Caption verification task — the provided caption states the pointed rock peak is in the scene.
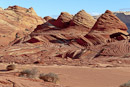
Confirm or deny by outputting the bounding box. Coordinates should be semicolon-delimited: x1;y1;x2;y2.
49;12;73;28
44;16;53;21
27;7;37;15
29;7;34;10
74;10;90;17
92;10;128;32
70;10;96;29
77;9;86;13
60;12;71;15
105;10;113;14
57;12;73;22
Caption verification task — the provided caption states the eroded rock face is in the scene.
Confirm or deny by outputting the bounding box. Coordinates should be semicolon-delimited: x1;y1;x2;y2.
0;5;45;46
70;10;96;29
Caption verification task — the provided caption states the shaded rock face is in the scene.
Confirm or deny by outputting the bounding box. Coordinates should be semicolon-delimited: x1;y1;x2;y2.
0;5;45;46
70;10;96;29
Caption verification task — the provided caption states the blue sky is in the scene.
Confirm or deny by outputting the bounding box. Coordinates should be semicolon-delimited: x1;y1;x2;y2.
0;0;130;18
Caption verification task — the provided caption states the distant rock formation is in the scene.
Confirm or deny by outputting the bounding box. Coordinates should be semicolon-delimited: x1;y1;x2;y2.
114;11;130;33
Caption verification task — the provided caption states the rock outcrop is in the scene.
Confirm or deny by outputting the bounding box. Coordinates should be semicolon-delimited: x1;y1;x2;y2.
70;10;96;29
0;5;45;46
92;10;128;34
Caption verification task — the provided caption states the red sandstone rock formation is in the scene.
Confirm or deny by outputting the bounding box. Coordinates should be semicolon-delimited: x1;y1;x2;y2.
49;12;73;28
91;10;128;34
78;10;129;46
0;5;45;46
0;8;129;65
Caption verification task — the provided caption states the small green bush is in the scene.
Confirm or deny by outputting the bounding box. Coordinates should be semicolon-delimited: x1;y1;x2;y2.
39;72;59;83
6;64;16;71
120;81;130;87
19;68;38;78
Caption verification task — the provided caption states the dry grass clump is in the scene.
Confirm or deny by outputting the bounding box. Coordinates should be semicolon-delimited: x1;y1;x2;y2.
6;64;16;71
39;72;59;83
120;81;130;87
19;68;38;78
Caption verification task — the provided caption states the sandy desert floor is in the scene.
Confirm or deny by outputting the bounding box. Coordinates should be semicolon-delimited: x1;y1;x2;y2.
0;64;130;87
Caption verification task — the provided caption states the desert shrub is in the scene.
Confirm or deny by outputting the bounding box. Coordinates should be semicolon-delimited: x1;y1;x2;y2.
122;53;130;58
39;72;59;83
120;81;130;87
19;68;38;78
6;64;16;71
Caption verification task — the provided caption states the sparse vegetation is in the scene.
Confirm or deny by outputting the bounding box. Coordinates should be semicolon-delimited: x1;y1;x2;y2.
6;64;16;71
19;68;38;78
120;81;130;87
39;72;59;83
122;53;130;58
